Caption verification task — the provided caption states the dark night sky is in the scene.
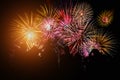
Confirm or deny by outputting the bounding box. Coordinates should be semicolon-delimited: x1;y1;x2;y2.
0;0;120;80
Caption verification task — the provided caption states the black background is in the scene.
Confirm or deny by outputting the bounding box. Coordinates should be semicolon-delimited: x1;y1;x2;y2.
0;0;120;80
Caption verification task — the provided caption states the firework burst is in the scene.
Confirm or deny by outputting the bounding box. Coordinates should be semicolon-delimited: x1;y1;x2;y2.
37;4;59;39
57;2;94;56
65;22;95;56
98;10;113;27
11;12;42;51
88;30;116;55
72;2;93;25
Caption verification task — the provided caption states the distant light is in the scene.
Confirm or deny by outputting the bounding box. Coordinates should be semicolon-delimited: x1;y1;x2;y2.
41;49;44;52
38;53;42;57
38;45;44;49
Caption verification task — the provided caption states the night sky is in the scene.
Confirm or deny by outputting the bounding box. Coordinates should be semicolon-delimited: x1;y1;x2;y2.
0;0;120;80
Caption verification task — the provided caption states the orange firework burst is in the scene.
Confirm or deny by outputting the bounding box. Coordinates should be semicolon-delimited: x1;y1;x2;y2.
11;12;42;51
98;10;113;26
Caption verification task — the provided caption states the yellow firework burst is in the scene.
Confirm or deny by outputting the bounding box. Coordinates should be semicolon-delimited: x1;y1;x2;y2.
89;30;116;55
98;10;113;27
11;12;42;51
